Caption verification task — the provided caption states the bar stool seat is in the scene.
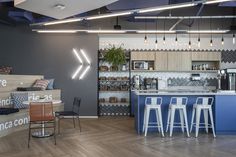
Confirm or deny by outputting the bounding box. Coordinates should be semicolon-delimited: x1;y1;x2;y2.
143;97;164;137
190;97;216;138
166;97;190;137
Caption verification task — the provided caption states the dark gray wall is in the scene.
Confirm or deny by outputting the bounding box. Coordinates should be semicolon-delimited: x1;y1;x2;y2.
0;25;98;116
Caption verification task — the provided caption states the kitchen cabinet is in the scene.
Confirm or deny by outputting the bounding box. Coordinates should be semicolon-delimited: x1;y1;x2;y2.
131;51;221;72
131;51;155;61
167;52;191;71
155;52;168;71
191;52;221;61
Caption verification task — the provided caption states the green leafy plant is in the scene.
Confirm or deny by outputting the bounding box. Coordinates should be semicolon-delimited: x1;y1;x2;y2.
104;45;126;66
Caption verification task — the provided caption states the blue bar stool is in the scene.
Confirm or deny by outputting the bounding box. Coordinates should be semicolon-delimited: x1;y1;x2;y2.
166;97;190;137
190;97;216;138
142;97;164;137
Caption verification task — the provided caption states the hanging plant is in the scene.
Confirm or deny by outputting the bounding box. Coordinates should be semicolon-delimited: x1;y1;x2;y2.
104;45;126;66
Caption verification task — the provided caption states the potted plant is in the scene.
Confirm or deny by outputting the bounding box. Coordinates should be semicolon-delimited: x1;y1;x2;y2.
104;45;126;71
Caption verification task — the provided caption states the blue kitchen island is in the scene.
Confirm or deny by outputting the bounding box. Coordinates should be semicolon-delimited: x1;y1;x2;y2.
131;90;236;135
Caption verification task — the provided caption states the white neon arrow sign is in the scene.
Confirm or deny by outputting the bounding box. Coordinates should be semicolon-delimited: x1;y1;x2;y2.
72;48;91;80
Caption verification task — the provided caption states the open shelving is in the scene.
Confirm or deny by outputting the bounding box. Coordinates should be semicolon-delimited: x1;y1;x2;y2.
98;50;131;116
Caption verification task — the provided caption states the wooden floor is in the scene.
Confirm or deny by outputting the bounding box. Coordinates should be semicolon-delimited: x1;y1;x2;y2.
0;117;236;157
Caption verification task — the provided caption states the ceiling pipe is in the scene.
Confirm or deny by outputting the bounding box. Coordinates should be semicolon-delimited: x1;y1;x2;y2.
169;19;184;31
190;3;204;27
135;15;236;19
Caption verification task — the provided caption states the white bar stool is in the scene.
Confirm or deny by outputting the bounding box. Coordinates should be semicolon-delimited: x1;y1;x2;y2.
143;97;164;137
166;97;190;137
190;97;216;138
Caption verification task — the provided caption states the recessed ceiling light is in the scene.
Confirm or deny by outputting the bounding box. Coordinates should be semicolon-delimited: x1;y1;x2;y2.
53;4;66;10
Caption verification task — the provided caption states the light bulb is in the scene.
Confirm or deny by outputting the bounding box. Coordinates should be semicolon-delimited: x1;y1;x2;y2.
188;41;191;49
163;36;166;44
198;37;201;48
233;34;235;44
221;37;224;45
155;39;158;49
210;39;213;47
144;35;147;43
175;37;178;44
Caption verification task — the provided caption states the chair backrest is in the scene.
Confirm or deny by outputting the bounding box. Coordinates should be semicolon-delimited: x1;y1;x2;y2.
29;102;53;122
145;97;162;106
195;97;214;106
72;97;81;114
170;97;188;106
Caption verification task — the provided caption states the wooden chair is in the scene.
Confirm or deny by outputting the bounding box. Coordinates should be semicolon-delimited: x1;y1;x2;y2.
55;97;81;134
28;102;56;148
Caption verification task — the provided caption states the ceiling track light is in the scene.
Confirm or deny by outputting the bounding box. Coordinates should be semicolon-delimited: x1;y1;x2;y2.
44;19;82;26
203;0;234;5
187;30;229;33
136;30;176;33
135;15;236;20
33;29;229;34
86;30;127;33
138;2;197;13
35;30;78;33
86;11;132;20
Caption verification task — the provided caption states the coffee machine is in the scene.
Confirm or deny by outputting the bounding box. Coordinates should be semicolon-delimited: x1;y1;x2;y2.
220;69;236;91
144;78;158;90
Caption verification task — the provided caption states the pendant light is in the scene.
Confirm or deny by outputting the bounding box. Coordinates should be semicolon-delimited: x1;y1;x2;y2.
175;33;178;44
188;18;191;49
155;19;158;49
144;19;148;43
163;18;166;44
210;17;213;47
221;35;224;45
233;33;235;44
197;18;201;48
221;19;224;45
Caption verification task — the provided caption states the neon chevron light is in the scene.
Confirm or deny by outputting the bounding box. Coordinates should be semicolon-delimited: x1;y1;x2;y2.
72;48;91;80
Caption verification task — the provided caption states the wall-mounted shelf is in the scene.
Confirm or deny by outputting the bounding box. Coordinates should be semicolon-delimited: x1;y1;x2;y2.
99;90;129;93
99;80;130;82
131;70;218;73
99;71;129;73
99;102;130;106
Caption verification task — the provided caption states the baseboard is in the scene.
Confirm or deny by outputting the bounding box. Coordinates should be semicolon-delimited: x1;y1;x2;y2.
61;116;98;119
